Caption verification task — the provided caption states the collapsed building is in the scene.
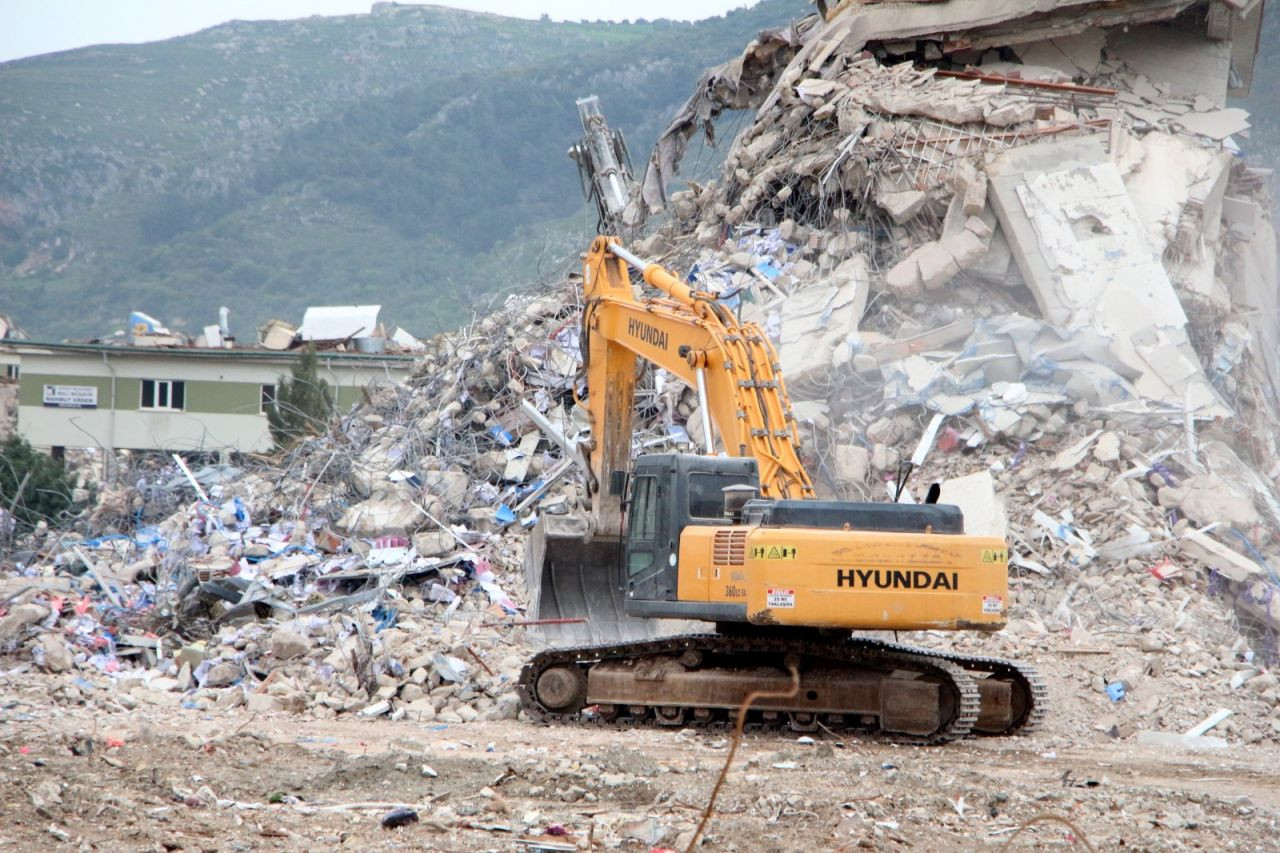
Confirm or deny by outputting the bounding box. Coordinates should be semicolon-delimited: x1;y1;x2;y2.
3;0;1280;747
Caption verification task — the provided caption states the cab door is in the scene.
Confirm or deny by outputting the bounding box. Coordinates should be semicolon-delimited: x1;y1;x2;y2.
625;473;669;602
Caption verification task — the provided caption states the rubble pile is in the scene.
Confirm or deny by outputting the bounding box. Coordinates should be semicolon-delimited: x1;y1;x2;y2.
0;288;607;722
0;269;738;725
3;1;1280;748
632;2;1280;736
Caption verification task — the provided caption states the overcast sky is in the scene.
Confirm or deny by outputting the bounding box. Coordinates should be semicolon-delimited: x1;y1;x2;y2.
2;1;764;63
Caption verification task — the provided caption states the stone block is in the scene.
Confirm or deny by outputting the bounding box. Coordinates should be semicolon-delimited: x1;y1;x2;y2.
876;190;928;224
940;230;989;270
269;628;311;661
884;256;923;299
963;215;994;242
414;530;455;558
914;242;961;290
36;634;74;672
246;693;285;714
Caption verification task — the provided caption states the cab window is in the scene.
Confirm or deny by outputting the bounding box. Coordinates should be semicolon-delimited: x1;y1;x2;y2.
628;475;658;575
688;472;751;519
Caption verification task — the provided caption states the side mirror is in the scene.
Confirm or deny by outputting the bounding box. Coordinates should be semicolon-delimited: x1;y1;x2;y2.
609;469;628;497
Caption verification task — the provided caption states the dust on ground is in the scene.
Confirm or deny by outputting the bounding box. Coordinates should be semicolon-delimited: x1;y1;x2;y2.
3;664;1277;852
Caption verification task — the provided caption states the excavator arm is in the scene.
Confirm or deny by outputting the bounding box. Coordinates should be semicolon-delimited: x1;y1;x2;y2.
578;236;813;537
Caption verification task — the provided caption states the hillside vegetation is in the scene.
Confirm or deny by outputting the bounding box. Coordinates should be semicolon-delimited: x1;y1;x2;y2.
0;2;1274;341
0;2;806;340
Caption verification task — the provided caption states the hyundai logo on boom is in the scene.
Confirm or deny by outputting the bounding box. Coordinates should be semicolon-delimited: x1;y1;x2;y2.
627;317;668;350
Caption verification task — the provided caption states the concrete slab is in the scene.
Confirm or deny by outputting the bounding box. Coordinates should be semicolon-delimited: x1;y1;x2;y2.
987;136;1227;416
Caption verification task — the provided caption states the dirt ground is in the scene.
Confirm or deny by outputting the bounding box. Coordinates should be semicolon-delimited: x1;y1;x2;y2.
3;661;1279;853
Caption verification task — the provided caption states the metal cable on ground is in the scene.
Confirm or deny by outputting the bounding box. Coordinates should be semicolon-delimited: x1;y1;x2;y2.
685;663;800;853
1000;813;1095;851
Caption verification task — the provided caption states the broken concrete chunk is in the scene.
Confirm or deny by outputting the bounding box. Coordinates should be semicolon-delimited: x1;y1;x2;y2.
35;633;74;672
421;470;469;508
963;216;994;242
962;170;989;217
831;444;870;485
939;230;989;271
1135;731;1228;751
269;628;311;661
1160;475;1260;528
983;99;1036;127
0;604;50;641
884;256;923;299
337;498;422;537
937;470;1007;539
246;693;286;714
1093;431;1121;463
876;190;928;224
202;662;242;689
1178;531;1259;583
413;530;455;558
913;242;962;290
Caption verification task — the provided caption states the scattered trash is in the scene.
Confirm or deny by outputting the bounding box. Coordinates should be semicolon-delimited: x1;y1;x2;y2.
2;0;1280;772
380;807;420;829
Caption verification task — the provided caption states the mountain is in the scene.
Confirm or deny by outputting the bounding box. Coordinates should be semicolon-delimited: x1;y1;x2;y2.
0;1;809;341
1;2;1274;342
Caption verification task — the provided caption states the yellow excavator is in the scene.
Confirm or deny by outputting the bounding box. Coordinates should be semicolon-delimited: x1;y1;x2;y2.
518;236;1044;743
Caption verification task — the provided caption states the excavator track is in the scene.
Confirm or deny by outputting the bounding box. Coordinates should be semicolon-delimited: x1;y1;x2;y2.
914;644;1047;736
519;634;986;745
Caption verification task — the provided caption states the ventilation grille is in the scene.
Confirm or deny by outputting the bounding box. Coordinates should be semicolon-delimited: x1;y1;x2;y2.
713;529;748;567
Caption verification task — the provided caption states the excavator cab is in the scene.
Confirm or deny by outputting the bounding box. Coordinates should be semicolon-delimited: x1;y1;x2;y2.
622;454;755;616
524;453;755;644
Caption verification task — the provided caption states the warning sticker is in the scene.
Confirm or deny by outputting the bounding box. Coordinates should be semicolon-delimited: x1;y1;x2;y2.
980;548;1007;563
751;545;797;560
766;588;796;609
982;594;1004;614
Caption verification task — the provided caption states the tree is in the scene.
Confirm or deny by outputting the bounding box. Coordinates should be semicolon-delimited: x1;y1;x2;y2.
0;434;78;531
267;345;334;447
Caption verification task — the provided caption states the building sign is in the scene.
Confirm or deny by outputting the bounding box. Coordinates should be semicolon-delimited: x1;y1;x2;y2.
42;384;98;409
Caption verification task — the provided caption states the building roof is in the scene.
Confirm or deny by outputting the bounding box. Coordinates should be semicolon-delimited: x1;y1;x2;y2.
0;339;415;365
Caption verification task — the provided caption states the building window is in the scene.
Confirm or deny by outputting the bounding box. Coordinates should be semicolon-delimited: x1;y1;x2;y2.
3;365;17;380
260;384;278;414
140;379;185;411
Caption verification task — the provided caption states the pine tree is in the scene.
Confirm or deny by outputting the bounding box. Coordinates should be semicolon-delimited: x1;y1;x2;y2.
267;345;333;447
0;434;78;531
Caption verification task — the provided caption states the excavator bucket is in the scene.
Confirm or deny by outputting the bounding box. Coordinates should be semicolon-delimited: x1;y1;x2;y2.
523;515;664;645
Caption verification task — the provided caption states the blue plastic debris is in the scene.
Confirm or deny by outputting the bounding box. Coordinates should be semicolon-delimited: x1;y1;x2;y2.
755;260;781;280
371;603;398;632
494;504;517;526
487;425;514;447
1105;681;1126;702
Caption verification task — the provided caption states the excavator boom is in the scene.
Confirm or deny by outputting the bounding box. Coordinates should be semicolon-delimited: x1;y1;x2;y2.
580;235;812;540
